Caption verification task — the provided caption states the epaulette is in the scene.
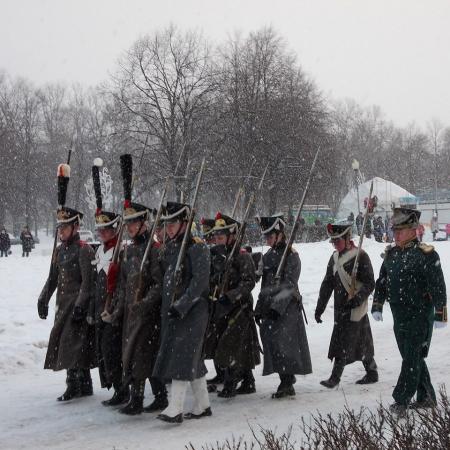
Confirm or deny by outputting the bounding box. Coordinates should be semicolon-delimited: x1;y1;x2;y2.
380;244;393;260
418;243;434;254
192;236;204;244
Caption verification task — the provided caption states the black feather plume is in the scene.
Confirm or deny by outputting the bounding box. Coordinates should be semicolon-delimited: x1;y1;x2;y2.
92;166;102;213
120;154;133;207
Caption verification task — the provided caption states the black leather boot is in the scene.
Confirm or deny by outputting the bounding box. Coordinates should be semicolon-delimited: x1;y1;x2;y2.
272;374;296;399
356;358;379;384
236;370;256;395
79;369;93;397
57;369;81;401
102;383;130;407
320;361;344;389
119;380;144;415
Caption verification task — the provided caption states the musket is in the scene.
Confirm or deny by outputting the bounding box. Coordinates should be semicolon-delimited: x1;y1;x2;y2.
230;159;256;217
216;163;269;300
274;146;321;284
170;158;206;307
349;180;374;298
134;178;169;304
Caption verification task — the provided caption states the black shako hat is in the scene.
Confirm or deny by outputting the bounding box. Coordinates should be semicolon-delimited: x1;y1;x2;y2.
95;211;120;229
212;212;240;235
326;221;353;239
256;214;286;234
56;206;83;226
123;202;150;222
391;207;421;230
161;201;191;223
200;218;216;236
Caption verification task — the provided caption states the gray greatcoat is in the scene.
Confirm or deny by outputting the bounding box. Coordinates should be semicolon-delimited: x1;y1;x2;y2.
204;245;260;370
112;232;162;384
153;235;210;381
316;248;375;364
255;242;312;376
90;238;123;388
38;234;96;370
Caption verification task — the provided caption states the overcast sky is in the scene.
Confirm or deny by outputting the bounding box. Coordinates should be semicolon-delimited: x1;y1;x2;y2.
1;0;449;127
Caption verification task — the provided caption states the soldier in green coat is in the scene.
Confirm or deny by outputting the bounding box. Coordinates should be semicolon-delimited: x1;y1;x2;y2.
372;207;447;415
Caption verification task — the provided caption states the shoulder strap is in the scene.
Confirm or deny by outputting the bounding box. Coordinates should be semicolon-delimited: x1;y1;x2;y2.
333;248;361;295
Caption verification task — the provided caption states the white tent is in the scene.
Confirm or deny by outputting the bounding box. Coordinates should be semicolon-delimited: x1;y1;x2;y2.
337;177;417;219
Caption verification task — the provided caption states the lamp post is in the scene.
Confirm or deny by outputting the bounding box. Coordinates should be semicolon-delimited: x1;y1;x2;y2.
352;159;360;214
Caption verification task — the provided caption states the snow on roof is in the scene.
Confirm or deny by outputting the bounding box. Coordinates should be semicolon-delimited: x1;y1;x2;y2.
337;177;416;219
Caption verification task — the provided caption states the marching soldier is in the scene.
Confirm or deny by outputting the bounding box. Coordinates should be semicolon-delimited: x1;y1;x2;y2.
37;206;96;401
315;222;378;388
104;202;167;415
204;213;260;397
89;208;129;406
255;214;312;398
372;207;447;415
154;202;211;423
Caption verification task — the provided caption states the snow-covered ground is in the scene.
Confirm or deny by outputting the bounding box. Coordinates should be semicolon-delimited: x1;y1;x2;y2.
1;233;450;450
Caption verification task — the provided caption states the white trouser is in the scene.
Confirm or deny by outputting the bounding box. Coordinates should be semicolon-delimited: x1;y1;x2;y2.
162;376;210;417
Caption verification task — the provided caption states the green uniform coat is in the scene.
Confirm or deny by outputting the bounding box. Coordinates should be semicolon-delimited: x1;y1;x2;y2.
372;240;447;405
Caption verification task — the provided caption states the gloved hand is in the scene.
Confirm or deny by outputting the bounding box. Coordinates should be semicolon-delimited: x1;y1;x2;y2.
101;310;113;324
168;305;181;319
218;294;230;306
86;316;95;326
372;311;383;322
72;305;86;323
267;309;280;320
434;321;447;329
37;302;48;320
315;311;323;323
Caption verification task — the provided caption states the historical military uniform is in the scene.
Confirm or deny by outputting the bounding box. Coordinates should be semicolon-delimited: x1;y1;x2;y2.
154;202;211;423
204;213;260;397
37;206;96;401
108;202;166;415
255;214;312;398
89;208;129;406
372;207;447;414
200;217;216;245
315;222;378;388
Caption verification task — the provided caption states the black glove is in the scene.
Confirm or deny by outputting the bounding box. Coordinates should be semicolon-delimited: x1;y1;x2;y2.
168;305;181;319
268;309;280;320
72;305;86;323
218;294;230;306
37;302;48;320
314;311;322;323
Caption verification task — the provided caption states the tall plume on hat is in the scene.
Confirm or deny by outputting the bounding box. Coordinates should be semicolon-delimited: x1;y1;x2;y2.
92;158;103;215
57;163;71;207
120;154;133;209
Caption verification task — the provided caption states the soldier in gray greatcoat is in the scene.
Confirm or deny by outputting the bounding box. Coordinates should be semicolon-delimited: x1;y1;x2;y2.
104;202;167;415
88;210;129;407
37;206;96;401
254;214;312;398
315;222;378;389
204;213;260;398
154;202;212;424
